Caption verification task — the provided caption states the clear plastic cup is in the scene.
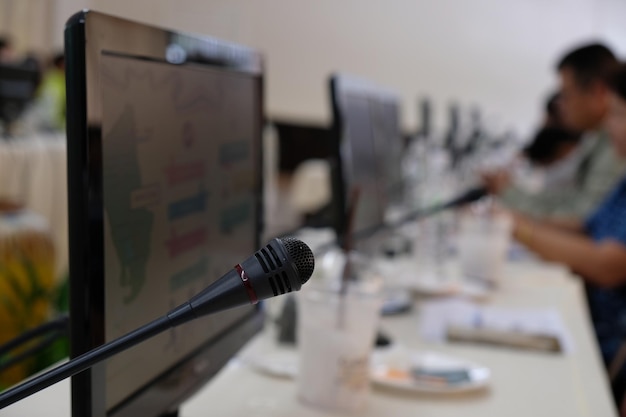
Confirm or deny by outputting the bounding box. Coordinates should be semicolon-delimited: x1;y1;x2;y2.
457;213;511;287
296;253;382;412
413;211;456;282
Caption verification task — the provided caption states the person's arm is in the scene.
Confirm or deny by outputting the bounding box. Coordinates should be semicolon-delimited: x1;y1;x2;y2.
535;217;584;234
481;170;511;196
483;170;590;221
482;170;558;217
488;137;624;221
512;212;626;288
499;186;592;230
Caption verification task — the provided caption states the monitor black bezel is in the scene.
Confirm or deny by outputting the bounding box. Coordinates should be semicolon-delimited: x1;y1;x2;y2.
65;10;264;417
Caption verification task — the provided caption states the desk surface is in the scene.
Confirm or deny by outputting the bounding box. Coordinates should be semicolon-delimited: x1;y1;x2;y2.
3;260;617;417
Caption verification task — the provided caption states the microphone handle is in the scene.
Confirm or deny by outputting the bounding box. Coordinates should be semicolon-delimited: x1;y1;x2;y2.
0;302;194;409
385;186;487;230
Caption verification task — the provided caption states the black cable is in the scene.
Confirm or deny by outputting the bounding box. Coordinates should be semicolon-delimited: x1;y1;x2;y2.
0;315;69;358
0;329;65;374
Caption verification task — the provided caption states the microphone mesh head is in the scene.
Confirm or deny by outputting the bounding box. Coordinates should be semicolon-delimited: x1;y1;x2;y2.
280;237;315;284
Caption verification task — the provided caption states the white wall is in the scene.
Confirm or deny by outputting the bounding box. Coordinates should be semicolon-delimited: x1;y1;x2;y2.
50;0;626;136
0;0;55;54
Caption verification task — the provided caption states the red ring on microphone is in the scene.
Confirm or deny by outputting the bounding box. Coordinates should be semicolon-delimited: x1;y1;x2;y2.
235;264;259;304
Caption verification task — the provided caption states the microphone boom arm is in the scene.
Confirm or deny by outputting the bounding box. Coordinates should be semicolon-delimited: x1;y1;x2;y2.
0;237;315;410
0;314;171;409
0;298;245;409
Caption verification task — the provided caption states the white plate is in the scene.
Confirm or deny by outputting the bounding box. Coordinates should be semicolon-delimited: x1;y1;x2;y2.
370;346;491;393
244;344;490;394
411;277;491;300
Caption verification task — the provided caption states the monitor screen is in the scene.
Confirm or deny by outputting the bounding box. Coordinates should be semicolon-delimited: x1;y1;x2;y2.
329;74;403;240
370;97;404;206
340;91;384;234
65;11;263;417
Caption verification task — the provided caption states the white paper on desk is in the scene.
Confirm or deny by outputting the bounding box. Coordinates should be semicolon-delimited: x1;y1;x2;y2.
418;298;574;353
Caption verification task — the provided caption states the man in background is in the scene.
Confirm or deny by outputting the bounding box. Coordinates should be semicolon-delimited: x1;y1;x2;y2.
0;36;15;64
483;43;624;223
29;53;66;132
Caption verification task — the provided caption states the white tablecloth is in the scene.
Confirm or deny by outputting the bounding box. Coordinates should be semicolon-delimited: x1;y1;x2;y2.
3;257;616;416
0;134;68;279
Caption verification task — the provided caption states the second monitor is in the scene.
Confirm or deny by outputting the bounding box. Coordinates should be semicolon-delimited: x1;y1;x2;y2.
329;73;404;243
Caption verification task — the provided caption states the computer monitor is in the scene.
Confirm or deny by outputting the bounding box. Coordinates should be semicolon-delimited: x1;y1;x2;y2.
65;11;263;417
329;74;403;243
0;64;39;135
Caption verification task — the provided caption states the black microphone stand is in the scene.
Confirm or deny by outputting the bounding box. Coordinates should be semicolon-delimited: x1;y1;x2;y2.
0;303;193;409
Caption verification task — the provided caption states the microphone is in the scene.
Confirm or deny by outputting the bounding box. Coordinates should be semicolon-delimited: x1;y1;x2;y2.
0;237;314;410
168;237;315;325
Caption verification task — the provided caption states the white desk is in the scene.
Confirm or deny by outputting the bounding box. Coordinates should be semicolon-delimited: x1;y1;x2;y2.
2;260;617;417
180;261;615;417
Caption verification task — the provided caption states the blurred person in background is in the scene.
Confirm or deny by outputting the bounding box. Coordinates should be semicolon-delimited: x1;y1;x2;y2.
522;125;581;168
21;52;42;78
28;53;66;132
486;108;584;216
0;36;16;63
508;63;626;408
483;43;624;222
521;93;581;167
543;91;565;127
